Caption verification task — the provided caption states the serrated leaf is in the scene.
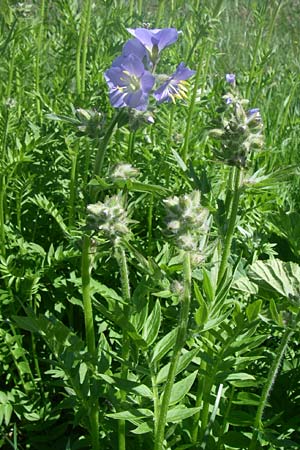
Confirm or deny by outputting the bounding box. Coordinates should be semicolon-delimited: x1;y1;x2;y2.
249;259;300;304
142;300;161;346
150;328;177;364
169;371;198;405
166;406;200;423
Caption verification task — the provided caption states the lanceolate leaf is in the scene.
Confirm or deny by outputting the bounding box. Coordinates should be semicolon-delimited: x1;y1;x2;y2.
169;370;198;405
142;300;161;346
150;328;178;364
156;348;199;384
166;405;201;423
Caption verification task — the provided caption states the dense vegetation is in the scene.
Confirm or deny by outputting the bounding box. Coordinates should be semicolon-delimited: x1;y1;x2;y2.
0;1;299;449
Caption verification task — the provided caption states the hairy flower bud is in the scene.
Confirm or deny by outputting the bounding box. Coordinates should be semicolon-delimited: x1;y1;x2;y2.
211;79;264;168
164;191;210;254
87;194;132;244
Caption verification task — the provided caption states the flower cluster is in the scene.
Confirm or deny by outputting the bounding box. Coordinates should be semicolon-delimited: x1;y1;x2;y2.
209;74;263;168
87;194;132;244
164;190;210;254
104;27;195;111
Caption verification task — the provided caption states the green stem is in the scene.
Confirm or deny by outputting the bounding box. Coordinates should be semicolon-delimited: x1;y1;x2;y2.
155;0;165;27
81;233;96;355
0;175;6;257
217;167;242;284
216;385;235;450
248;328;292;450
76;2;85;97
246;21;264;99
68;143;78;228
127;130;136;162
35;0;45;118
115;245;131;450
93;112;121;178
181;52;202;163
181;0;224;162
81;233;100;450
129;0;134;18
154;251;191;450
137;0;143;16
191;360;206;443
147;194;154;255
81;0;92;98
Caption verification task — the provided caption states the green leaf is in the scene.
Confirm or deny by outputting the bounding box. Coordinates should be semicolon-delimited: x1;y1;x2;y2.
233;392;261;406
269;298;284;327
202;268;215;302
131;422;152;434
246;299;262;321
249;259;300;304
99;374;152;398
4;403;13;426
222;431;250;448
150;328;177;364
142;300;161;346
195;303;209;326
226;372;256;382
106;409;153;421
169;371;198;405
79;362;88;385
156;348;199;384
166;406;200;423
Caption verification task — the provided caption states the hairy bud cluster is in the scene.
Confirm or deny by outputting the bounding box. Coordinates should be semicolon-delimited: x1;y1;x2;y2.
210;86;264;168
110;163;139;182
164;190;210;253
75;108;105;138
87;194;131;244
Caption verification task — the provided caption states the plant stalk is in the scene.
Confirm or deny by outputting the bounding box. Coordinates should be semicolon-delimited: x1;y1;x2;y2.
154;251;191;450
81;233;100;450
248;328;293;450
217;166;242;284
116;245;131;450
81;0;92;97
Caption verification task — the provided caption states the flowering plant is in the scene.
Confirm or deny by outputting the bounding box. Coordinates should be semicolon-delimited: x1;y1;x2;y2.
104;27;195;113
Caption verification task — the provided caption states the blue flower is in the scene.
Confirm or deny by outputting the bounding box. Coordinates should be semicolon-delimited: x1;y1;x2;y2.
104;54;155;110
127;27;178;61
247;108;260;116
226;73;236;84
154;63;195;104
122;38;148;61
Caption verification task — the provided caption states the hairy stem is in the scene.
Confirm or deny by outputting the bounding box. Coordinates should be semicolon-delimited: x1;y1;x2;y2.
81;0;92;97
154;251;191;450
248;328;292;450
81;233;99;450
116;245;131;450
217;166;242;284
35;0;45;118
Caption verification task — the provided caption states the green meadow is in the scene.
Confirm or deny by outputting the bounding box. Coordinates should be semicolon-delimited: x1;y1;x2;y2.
0;1;299;449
